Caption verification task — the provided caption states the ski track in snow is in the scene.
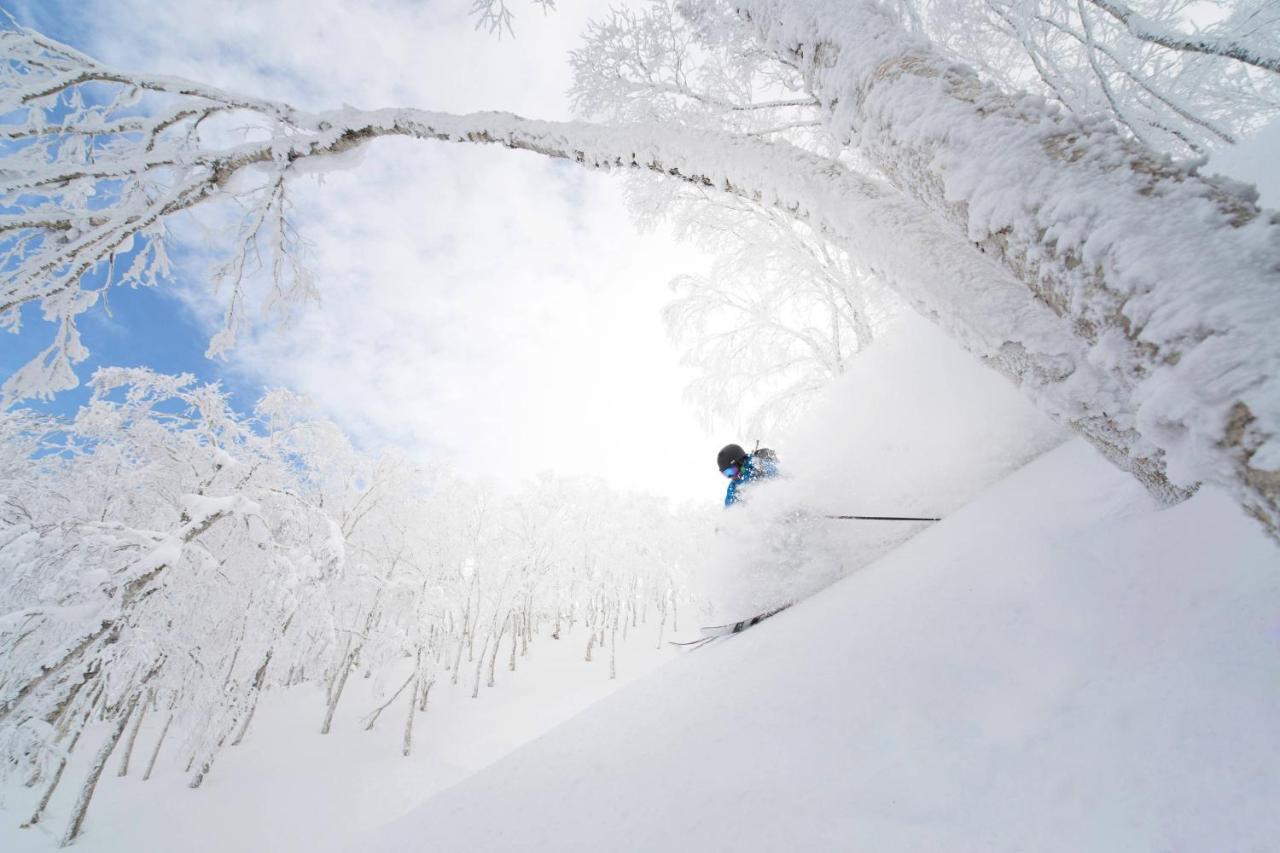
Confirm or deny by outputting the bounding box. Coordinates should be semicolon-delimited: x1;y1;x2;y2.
360;438;1280;852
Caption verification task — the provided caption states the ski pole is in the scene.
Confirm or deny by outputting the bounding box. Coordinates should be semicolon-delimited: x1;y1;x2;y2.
824;514;941;522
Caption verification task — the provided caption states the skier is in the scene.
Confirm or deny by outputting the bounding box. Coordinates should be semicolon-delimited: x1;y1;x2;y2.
718;443;779;507
673;444;939;648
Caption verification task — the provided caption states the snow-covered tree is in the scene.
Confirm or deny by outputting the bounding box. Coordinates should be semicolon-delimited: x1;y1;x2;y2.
1;0;1277;544
571;0;886;433
888;0;1279;155
0;371;698;842
655;190;893;434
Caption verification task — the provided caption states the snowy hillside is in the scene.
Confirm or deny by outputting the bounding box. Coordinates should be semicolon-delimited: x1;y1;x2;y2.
363;439;1280;852
6;306;1273;853
0;629;675;853
3;4;1278;852
0;312;1068;852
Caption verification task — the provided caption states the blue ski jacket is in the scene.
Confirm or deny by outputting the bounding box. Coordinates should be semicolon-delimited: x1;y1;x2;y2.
724;453;779;507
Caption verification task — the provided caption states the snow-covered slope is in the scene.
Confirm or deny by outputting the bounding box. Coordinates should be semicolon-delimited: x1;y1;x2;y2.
0;630;673;853
362;439;1280;852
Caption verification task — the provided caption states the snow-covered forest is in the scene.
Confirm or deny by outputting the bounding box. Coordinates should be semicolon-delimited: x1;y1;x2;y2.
2;0;1278;849
1;366;701;841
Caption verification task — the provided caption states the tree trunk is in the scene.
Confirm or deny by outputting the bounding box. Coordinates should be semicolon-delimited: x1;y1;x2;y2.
23;758;68;829
325;635;351;706
471;633;490;699
231;700;259;747
46;669;97;743
402;675;419;758
487;614;509;688
189;728;234;789
116;689;150;777
508;615;519;672
23;696;97;828
189;757;214;790
450;620;468;685
60;689;143;846
142;711;173;781
231;649;274;746
418;678;434;713
610;614;618;681
222;644;242;689
321;650;354;734
363;671;415;731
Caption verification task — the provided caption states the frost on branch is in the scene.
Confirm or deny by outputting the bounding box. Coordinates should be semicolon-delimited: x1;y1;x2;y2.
570;0;820;135
0;22;315;402
882;0;1280;157
470;0;558;37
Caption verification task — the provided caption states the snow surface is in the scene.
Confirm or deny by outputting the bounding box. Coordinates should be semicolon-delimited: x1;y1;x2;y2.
362;439;1280;852
699;311;1064;616
0;628;674;852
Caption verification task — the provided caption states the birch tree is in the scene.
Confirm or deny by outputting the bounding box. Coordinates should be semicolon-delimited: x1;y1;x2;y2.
1;2;1278;542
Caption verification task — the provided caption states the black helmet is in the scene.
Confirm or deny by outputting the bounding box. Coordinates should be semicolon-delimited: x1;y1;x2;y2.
717;443;747;471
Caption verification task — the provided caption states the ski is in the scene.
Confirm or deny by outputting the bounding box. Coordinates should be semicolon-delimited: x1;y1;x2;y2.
824;514;940;522
668;635;718;649
700;604;791;637
669;604;791;649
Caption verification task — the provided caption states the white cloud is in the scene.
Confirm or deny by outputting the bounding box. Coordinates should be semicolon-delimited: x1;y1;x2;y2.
67;0;729;502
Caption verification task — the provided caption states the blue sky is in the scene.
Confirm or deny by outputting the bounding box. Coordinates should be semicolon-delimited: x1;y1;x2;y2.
5;284;265;418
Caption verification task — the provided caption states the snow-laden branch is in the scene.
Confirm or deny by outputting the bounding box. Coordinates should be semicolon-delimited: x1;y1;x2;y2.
1081;0;1280;75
